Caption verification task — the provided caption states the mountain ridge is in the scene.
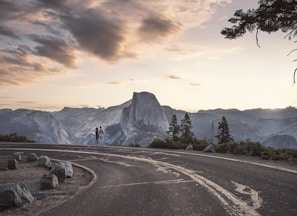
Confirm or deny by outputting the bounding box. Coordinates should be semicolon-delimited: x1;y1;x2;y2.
0;92;296;148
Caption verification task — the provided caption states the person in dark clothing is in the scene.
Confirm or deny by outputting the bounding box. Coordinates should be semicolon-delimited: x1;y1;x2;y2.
95;127;99;144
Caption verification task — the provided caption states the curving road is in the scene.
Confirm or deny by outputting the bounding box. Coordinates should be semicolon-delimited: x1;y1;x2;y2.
1;143;297;216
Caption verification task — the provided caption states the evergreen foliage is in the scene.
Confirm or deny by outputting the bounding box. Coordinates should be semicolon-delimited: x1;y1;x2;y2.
215;116;233;144
180;113;195;143
221;0;297;40
167;114;180;141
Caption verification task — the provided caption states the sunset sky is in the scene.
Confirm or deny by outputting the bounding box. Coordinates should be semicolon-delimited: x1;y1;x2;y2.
0;0;296;112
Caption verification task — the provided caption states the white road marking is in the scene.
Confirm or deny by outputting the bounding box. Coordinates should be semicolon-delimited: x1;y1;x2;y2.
231;181;263;210
102;179;194;188
149;152;180;157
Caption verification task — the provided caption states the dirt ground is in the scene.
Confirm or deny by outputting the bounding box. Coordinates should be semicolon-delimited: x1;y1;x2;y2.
0;157;94;216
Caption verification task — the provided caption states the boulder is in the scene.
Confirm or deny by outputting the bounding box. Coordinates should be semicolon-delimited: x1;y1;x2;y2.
50;166;66;182
233;144;249;155
59;161;73;178
204;144;216;153
12;152;23;161
27;153;38;162
50;161;73;182
40;173;58;189
7;159;19;170
0;182;34;210
185;144;193;150
38;155;51;168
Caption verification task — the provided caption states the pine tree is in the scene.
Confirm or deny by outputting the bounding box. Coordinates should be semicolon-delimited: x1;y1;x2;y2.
180;113;195;143
167;114;180;141
216;116;233;144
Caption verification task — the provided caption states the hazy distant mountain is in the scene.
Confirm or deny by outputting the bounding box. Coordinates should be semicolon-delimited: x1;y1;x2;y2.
0;92;296;148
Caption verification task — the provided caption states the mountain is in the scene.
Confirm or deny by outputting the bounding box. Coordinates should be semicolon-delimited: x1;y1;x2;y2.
0;92;296;148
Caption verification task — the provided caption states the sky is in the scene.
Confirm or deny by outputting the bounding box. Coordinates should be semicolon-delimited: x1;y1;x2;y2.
0;0;296;112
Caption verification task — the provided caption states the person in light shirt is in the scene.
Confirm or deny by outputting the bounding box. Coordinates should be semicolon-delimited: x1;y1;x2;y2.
98;126;104;145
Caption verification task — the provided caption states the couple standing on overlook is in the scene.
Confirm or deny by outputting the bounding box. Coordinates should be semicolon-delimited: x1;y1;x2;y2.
95;126;104;144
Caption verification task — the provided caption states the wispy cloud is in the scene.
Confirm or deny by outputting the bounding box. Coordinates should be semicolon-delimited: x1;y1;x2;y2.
190;82;200;86
0;25;19;39
167;74;200;87
108;80;122;85
167;75;182;80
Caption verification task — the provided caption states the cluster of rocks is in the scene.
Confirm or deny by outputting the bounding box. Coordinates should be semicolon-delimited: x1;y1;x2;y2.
0;152;73;211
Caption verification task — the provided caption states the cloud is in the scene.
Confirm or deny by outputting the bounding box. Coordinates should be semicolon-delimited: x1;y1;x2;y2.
0;25;19;39
108;80;122;85
0;54;63;86
37;0;69;9
190;82;200;86
16;100;36;104
138;16;181;42
60;8;127;62
30;35;77;68
166;45;186;55
0;1;21;21
167;75;182;80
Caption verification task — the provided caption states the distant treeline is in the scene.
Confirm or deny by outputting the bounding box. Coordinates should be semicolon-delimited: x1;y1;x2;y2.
0;133;35;143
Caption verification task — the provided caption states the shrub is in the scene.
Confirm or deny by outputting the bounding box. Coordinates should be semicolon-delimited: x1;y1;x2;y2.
0;133;35;143
192;140;210;151
149;139;185;149
128;143;140;147
215;142;237;153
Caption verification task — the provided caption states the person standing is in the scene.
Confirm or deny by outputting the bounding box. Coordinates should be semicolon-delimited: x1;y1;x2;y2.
95;127;99;144
98;126;104;144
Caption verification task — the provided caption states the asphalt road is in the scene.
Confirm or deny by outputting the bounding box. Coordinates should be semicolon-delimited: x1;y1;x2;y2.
1;143;297;216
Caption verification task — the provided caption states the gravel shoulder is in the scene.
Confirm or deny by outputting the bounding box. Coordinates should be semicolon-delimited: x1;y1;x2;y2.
0;158;94;216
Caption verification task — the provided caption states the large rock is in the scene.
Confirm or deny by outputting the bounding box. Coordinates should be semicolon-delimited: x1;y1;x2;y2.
59;161;73;178
27;153;38;162
50;166;66;182
40;173;58;189
185;144;193;150
38;155;51;168
12;152;23;161
204;144;216;153
50;161;73;182
0;182;34;210
7;159;19;170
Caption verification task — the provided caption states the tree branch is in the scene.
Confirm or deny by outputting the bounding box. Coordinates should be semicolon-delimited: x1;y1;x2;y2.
256;28;261;48
293;68;297;85
287;49;297;56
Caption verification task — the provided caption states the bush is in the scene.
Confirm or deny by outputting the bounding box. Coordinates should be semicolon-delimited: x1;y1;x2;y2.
215;142;237;153
149;139;185;149
261;147;297;161
128;143;140;147
233;140;264;156
192;140;210;151
0;133;35;143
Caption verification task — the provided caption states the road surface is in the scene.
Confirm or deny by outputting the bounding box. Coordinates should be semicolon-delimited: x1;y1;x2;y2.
1;143;297;216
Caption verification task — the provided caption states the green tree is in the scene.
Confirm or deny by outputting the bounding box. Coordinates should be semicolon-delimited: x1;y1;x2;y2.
221;0;297;83
167;114;180;141
216;116;233;144
180;113;195;143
